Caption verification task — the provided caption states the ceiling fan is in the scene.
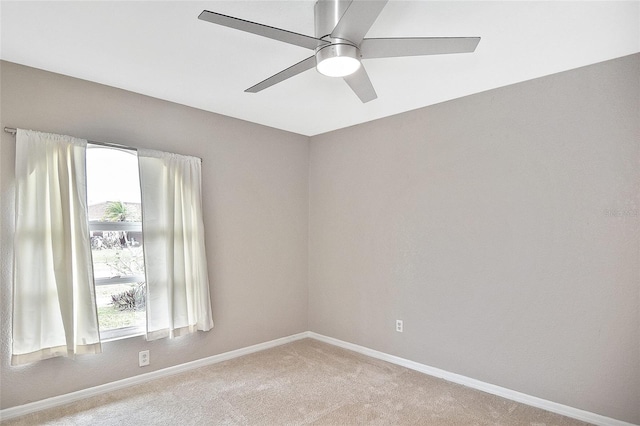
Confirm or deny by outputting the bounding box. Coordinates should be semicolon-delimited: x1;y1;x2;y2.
198;0;480;103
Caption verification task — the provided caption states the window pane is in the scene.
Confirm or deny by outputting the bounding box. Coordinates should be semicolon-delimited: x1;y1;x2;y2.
87;145;146;339
86;146;141;221
95;283;146;332
91;231;145;280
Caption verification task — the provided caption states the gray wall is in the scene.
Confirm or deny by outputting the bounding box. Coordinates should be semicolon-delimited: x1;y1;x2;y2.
309;54;639;424
0;61;309;408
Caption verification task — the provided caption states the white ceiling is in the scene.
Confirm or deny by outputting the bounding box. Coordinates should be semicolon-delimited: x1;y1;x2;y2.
1;1;638;136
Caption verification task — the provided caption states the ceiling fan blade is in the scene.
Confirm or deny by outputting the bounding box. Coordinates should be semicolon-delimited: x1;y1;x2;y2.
331;0;388;45
343;65;377;103
245;56;317;93
198;10;327;50
360;37;481;59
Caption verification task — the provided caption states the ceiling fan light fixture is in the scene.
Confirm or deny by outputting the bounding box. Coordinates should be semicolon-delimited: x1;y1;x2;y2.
316;43;361;77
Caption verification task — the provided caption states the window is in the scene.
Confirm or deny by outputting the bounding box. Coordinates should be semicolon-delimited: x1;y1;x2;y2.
86;145;146;340
12;129;213;365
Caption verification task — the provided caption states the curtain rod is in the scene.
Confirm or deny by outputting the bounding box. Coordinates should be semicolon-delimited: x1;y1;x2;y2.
4;127;136;152
4;127;203;162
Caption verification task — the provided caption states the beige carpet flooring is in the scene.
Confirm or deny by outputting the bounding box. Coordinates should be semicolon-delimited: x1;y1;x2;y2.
2;339;590;425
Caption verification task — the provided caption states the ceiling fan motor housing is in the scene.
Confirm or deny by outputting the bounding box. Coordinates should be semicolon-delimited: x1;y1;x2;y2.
315;42;361;77
314;0;362;77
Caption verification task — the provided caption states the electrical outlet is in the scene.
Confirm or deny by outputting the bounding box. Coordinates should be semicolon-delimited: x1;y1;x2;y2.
396;319;403;333
139;350;150;367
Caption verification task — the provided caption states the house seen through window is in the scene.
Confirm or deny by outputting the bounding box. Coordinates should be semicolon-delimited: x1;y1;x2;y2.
86;144;146;340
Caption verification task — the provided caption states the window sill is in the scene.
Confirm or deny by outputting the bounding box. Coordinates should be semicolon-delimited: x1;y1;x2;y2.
100;325;145;342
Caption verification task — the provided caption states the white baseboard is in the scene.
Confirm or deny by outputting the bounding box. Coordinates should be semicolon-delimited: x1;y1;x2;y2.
0;332;309;421
308;332;636;426
1;331;635;426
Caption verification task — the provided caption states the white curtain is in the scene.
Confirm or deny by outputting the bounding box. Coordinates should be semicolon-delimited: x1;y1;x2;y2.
138;149;213;340
12;129;101;365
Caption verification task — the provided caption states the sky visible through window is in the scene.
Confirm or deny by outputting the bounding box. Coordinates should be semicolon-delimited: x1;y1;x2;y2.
86;145;141;205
